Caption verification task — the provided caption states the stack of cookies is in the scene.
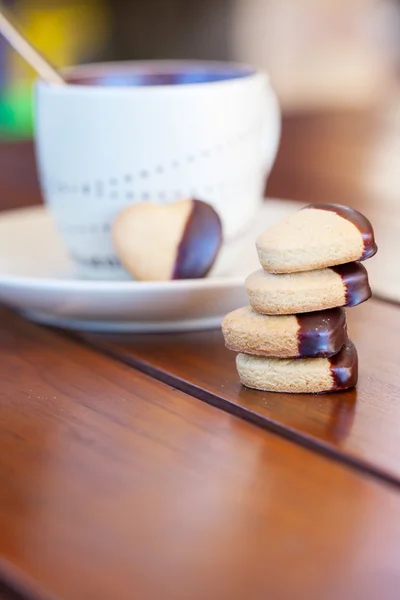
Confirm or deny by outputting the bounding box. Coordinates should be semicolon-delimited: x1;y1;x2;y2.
222;204;377;393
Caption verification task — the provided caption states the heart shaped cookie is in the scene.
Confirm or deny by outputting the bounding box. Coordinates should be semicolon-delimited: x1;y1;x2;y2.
256;203;377;273
245;262;371;315
236;340;358;393
222;306;347;358
112;199;222;281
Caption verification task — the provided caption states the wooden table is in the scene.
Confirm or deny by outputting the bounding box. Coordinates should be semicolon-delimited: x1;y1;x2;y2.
1;108;400;600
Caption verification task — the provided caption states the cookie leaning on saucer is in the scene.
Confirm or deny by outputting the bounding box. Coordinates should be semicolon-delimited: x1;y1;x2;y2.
256;203;377;274
236;340;358;394
112;199;222;281
222;306;347;358
245;262;371;315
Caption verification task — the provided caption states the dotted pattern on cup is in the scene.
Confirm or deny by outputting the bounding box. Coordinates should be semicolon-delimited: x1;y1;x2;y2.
42;120;262;203
43;119;266;271
71;254;122;269
56;165;263;237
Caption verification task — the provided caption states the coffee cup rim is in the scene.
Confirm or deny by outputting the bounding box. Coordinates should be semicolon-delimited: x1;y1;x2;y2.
36;59;269;94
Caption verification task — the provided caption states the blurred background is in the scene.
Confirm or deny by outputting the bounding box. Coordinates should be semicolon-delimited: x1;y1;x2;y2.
1;0;400;257
2;0;400;138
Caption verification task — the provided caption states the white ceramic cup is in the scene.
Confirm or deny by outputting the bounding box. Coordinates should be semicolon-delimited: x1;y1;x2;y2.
35;60;280;280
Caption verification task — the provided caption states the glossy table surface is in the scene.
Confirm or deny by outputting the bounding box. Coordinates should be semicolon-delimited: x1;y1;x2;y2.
1;105;400;600
83;298;400;485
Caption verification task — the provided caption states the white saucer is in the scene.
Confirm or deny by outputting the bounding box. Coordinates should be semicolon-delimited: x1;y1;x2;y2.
0;199;299;332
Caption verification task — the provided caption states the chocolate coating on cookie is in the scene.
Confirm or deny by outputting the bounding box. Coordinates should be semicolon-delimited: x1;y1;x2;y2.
297;308;347;358
306;203;377;260
172;199;222;279
329;340;358;390
330;262;371;307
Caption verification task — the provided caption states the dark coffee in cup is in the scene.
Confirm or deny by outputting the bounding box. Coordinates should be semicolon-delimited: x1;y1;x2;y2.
66;62;254;87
